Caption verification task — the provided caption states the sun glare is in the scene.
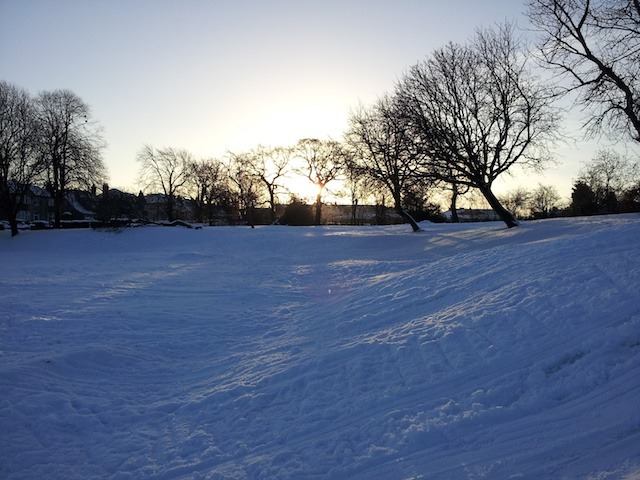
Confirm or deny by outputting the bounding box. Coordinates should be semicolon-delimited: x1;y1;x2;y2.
221;103;348;204
283;175;323;203
235;104;346;148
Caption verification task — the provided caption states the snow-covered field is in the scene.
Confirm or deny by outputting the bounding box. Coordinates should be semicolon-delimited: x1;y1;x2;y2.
1;215;640;479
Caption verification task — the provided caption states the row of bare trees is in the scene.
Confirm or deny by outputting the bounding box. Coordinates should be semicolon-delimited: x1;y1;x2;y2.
137;22;562;230
570;149;640;214
136;0;640;230
5;1;638;233
347;22;561;230
135;1;640;230
135;139;351;227
0;81;106;236
350;0;640;229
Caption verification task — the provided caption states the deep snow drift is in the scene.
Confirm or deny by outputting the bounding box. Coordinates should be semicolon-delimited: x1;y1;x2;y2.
1;215;640;479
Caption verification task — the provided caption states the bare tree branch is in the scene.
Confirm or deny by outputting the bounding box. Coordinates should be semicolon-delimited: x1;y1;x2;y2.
527;0;640;141
137;145;192;221
0;81;44;236
294;138;347;225
36;89;106;227
397;22;560;227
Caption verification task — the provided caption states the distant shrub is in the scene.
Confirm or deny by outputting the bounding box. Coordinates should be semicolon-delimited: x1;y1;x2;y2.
279;198;314;226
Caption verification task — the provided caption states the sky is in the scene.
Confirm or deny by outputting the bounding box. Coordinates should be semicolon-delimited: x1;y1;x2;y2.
0;0;627;203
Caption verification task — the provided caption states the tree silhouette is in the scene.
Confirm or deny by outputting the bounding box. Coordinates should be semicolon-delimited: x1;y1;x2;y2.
398;23;560;227
37;89;106;228
528;0;640;142
136;145;192;221
346;96;427;231
0;81;43;236
294;138;346;225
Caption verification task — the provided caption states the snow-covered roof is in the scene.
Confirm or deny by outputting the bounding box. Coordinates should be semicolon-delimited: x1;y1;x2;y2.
64;192;94;215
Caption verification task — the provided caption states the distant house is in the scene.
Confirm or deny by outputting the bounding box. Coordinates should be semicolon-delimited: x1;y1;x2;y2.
140;194;196;222
3;186;99;226
143;194;166;221
15;185;54;223
321;204;405;225
442;208;501;222
63;190;97;221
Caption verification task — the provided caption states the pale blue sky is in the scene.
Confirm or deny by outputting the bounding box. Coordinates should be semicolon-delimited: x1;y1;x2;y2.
0;0;610;200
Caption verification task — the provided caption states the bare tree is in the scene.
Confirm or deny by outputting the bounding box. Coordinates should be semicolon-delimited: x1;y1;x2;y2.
36;89;106;227
530;183;562;217
188;157;227;224
441;173;471;222
0;81;43;236
576;149;635;211
294;138;347;225
581;149;634;194
227;152;263;227
527;0;640;142
346;96;427;231
342;154;378;226
137;145;192;221
245;145;291;223
500;187;532;219
398;23;560;227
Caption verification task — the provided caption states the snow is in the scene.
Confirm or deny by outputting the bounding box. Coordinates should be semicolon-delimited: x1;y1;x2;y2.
1;215;640;479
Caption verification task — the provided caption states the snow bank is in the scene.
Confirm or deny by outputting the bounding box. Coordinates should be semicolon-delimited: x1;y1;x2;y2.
1;215;639;479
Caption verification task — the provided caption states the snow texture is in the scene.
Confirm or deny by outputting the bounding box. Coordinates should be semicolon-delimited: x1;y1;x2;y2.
1;215;640;479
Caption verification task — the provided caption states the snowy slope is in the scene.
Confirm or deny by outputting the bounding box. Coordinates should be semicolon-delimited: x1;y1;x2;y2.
1;215;640;479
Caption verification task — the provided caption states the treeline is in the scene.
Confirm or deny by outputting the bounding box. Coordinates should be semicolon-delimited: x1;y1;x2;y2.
2;1;639;236
500;150;640;219
135;140;351;228
133;140;441;228
134;22;558;232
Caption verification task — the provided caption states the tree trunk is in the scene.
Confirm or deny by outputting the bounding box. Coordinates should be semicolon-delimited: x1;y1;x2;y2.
268;187;276;224
399;208;421;232
393;193;421;232
351;198;358;225
314;191;322;226
478;184;519;228
53;191;63;228
450;188;460;223
9;218;19;237
166;195;175;222
247;206;255;228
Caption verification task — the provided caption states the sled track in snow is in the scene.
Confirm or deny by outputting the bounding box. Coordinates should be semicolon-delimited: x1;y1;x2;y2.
151;303;640;479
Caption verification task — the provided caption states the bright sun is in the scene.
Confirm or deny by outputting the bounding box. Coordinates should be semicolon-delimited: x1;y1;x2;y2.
221;100;350;204
282;176;324;203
